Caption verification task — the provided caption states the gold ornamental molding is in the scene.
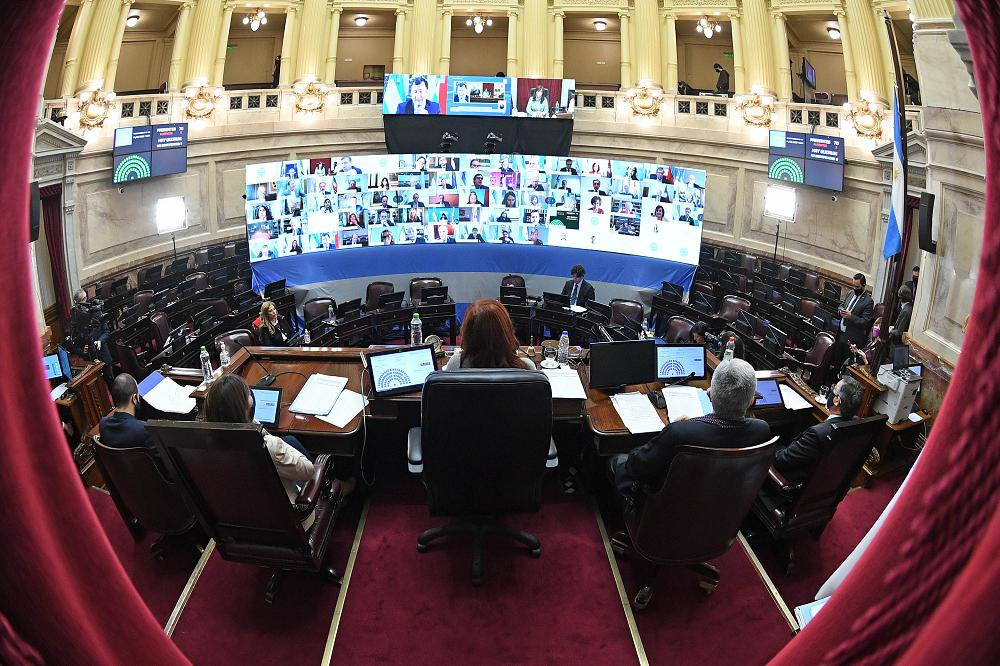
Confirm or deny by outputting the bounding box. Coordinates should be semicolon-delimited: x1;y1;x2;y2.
769;0;843;8
625;86;664;117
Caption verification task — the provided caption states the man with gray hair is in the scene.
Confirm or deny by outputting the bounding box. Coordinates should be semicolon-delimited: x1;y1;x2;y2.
774;376;864;484
609;359;771;510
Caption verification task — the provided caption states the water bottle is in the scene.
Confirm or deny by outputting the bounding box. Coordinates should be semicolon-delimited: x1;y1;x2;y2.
557;331;570;364
410;312;423;346
641;319;652;339
723;336;736;362
327;304;335;322
218;339;230;367
302;327;311;345
199;346;214;383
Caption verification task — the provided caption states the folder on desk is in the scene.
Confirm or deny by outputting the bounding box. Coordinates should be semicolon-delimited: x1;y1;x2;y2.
288;374;348;415
138;371;197;414
662;386;712;420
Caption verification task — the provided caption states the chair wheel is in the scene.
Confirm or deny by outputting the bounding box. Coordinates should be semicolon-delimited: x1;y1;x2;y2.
417;543;429;553
530;547;541;558
633;586;653;610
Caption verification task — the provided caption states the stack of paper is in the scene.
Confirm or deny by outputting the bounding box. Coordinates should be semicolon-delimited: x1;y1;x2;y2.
542;368;587;399
779;384;814;411
794;596;830;629
315;389;369;428
565;304;588;314
289;374;348;415
610;392;665;434
662;386;713;420
138;371;197;414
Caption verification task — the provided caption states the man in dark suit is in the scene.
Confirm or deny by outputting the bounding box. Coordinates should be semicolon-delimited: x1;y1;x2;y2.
559;159;579;175
395;76;441;114
904;265;919;293
609;359;771;510
99;374;154;450
890;284;913;343
833;273;875;368
561;264;595;307
774;377;864;483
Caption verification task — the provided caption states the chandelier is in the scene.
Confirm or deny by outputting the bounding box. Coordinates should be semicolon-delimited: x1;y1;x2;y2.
696;16;722;39
844;92;886;140
465;14;493;34
241;8;268;31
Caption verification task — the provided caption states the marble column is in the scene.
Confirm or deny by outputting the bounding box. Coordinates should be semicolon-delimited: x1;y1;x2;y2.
618;11;632;89
874;7;899;100
522;0;547;77
439;9;452;74
212;2;235;86
105;0;136;92
184;0;223;87
552;11;564;79
325;7;342;84
278;5;299;87
506;10;518;76
293;0;327;82
75;0;124;92
408;0;437;74
771;11;791;99
910;0;954;19
835;10;859;102
661;10;677;92
60;0;98;97
167;1;195;92
391;9;407;72
844;0;886;99
632;0;660;87
740;0;773;92
729;11;745;94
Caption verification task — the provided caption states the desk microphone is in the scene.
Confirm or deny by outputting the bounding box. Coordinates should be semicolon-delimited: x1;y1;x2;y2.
663;372;696;388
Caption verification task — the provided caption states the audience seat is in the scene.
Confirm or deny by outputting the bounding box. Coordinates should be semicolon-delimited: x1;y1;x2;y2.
800;299;820;318
223;243;236;259
95;280;114;300
186;272;209;292
303;298;336;329
111;337;149;381
133;290;154;315
610;299;644;327
364;281;395;311
804;272;821;293
716;295;751;323
691;280;714;298
215;329;253;360
194;248;210;266
149;312;171;349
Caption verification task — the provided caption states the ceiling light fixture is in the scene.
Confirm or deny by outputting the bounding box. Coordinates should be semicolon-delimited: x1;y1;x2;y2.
594;19;607;31
827;26;841;39
696;16;722;39
125;13;139;28
466;13;492;34
354;15;368;27
241;8;267;32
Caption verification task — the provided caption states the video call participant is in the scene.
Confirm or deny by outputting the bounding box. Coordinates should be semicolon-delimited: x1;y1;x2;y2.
396;75;441;114
560;159;578;175
608;359;770;512
500;229;515;244
561;264;595;307
678;207;696;224
525;85;549;117
590;179;608;196
257;300;293;346
445;299;535;370
99;374;154;451
773;377;864;484
588;196;605;214
337;156;361;174
529;227;544;245
467;227;486;242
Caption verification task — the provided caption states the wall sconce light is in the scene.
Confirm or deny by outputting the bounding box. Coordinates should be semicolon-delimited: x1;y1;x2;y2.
845;92;886;140
625;85;663;116
180;85;224;119
78;88;116;128
735;86;775;127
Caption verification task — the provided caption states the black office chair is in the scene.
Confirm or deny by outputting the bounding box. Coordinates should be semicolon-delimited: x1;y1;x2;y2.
406;370;554;586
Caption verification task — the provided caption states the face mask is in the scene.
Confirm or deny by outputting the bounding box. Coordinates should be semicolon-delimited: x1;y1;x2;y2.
854;287;865;296
826;391;836;409
871;327;880;338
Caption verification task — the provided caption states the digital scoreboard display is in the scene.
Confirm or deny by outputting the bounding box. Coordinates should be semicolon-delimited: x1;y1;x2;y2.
767;130;844;192
112;123;189;185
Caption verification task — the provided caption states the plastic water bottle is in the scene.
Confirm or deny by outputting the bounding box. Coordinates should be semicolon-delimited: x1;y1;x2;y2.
557;331;570;364
723;336;736;362
410;312;423;346
302;327;311;345
328;304;335;322
199;346;214;383
218;340;230;367
641;319;652;339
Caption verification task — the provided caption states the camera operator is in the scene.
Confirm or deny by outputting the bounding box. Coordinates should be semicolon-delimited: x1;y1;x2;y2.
68;289;113;378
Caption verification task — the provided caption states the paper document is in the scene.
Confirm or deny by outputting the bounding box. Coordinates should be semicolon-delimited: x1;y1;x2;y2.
662;386;713;420
50;383;70;401
315;389;369;428
794;596;830;629
137;371;197;414
610;392;665;434
288;374;349;415
779;384;814;411
907;412;923;423
542;368;587;399
564;304;588;313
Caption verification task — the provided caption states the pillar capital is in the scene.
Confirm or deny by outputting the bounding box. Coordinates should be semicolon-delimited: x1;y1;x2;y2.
441;8;452;16
727;11;740;20
552;10;565;18
508;10;518;19
834;8;846;17
661;9;674;20
286;4;299;14
120;0;134;7
771;10;785;21
618;11;630;20
180;0;195;10
329;5;342;15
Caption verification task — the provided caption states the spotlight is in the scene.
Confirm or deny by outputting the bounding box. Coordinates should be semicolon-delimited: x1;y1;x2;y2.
827;26;841;39
355;15;368;27
715;23;721;33
486;18;493;26
594;20;607;31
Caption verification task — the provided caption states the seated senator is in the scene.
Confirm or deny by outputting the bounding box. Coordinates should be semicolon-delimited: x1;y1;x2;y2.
773;376;864;484
608;359;771;511
561;264;595;307
445;299;535;370
99;374;153;450
257;300;293;346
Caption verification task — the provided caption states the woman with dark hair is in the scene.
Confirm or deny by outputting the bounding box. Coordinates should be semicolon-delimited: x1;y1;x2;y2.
380;176;391;191
445;299;535;370
255;204;273;220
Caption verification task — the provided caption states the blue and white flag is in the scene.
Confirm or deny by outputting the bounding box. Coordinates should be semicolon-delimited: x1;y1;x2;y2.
882;86;906;259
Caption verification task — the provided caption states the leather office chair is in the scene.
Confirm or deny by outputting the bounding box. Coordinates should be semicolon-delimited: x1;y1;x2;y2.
800;299;820;318
738;253;757;274
146;421;344;602
406;370;554;586
149;311;172;349
610;299;644;327
691;280;714;298
215;329;253;360
133;290;154;315
93;435;198;557
662;316;696;343
197;297;230;318
233;278;251;295
364;281;395;311
186;272;209;293
612;437;780;609
111;337;150;381
409;277;443;304
501;274;526;288
194;248;210;266
785;332;836;391
777;265;791;282
803;272;821;293
715;295;751;323
303;298;336;329
751;415;887;573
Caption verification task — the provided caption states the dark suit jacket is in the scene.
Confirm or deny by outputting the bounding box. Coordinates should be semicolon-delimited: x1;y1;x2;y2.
257;316;292;347
561;279;595;306
99;411;154;450
774;415;848;484
395;99;441;114
615;414;771;500
839;291;875;346
891;301;912;343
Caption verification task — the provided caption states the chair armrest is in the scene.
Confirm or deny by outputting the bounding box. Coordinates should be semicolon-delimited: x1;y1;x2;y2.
785;347;807;360
295;454;333;509
767;465;792;490
546;437;559;469
407;427;423;473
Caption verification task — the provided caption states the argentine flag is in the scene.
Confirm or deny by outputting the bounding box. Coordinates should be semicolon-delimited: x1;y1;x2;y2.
882;86;906;259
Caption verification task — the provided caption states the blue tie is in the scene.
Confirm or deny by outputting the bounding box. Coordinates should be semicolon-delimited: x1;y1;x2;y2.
571;282;580;306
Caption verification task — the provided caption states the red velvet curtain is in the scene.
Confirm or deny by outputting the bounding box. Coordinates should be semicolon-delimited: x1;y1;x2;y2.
0;3;189;664
39;183;69;322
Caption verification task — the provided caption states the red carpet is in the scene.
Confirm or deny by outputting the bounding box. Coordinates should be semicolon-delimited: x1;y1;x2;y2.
87;488;201;626
748;472;905;610
330;495;638;664
170;496;363;664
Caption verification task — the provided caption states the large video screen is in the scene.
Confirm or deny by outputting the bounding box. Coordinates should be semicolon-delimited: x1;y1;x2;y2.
112;123;189;185
767;130;844;192
383;74;576;119
244;154;705;266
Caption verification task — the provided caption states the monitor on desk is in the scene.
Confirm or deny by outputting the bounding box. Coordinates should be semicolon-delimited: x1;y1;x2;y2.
263;279;286;298
735;309;757;337
823;282;842;301
377;291;405;310
656;343;706;381
588;301;612;319
691;291;717;314
542;291;570;307
892;344;910;369
589;340;656;390
500;285;527;305
42;353;61;381
754;378;784;408
763;325;785;355
250;387;282;428
420;285;449;304
366;344;436;396
337;298;363;319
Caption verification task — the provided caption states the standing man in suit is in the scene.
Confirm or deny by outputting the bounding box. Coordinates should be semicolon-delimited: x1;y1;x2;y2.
99;374;154;450
773;377;864;483
561;264;595;307
713;63;730;95
395;76;441;114
889;284;913;344
833;273;875;368
905;265;919;293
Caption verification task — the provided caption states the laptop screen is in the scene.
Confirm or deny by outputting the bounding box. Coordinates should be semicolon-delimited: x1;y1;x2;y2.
42;354;61;380
251;387;282;428
367;345;436;396
755;379;784;408
656;344;706;381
